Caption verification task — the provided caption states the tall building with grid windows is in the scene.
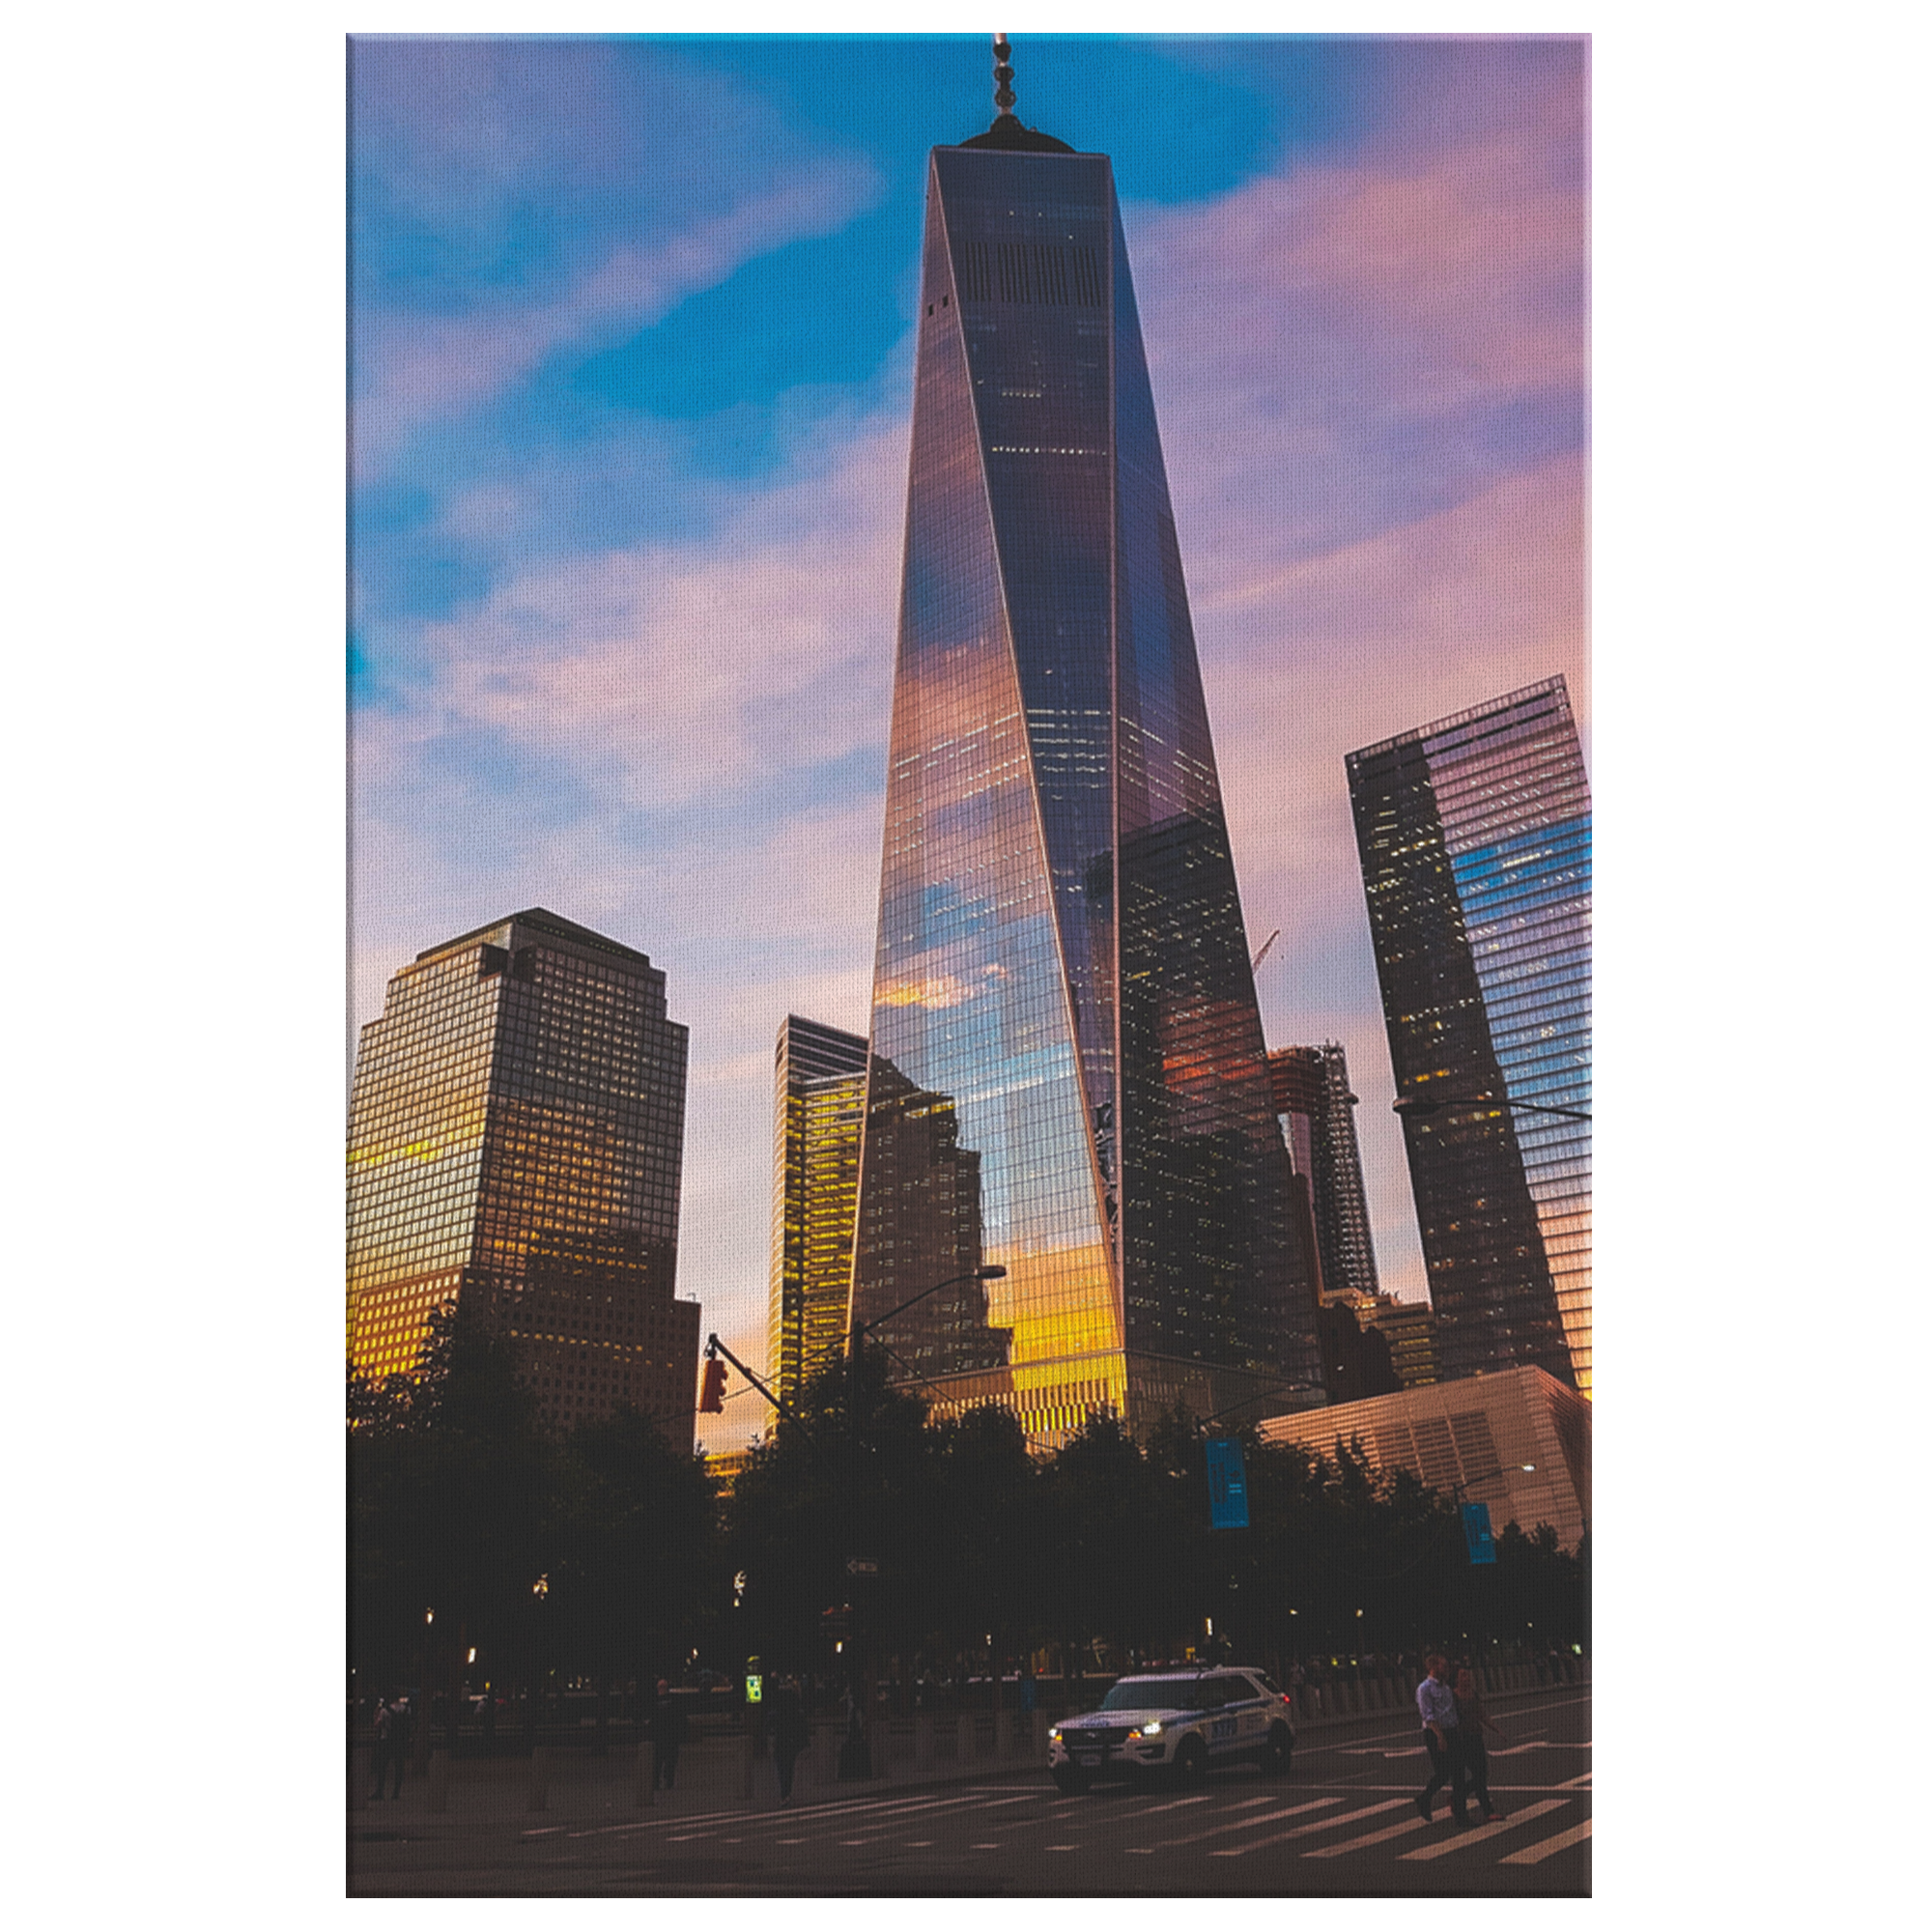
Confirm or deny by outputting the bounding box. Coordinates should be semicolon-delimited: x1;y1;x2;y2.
347;908;700;1441
1267;1042;1382;1307
1347;676;1592;1395
768;1016;870;1410
849;76;1324;1449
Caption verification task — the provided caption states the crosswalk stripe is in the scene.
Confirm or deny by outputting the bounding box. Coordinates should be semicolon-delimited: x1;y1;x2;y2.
1203;1799;1407;1857
1164;1797;1347;1848
1127;1793;1217;1817
1304;1814;1433;1858
1499;1818;1592;1864
1398;1800;1568;1860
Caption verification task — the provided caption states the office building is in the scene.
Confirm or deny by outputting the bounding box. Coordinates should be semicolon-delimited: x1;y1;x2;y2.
1347;676;1591;1394
768;1015;870;1409
347;908;700;1441
1354;1293;1440;1390
850;57;1324;1448
1267;1043;1382;1305
1256;1364;1589;1552
1315;1298;1402;1406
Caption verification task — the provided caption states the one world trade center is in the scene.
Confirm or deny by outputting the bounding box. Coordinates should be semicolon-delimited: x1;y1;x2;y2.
850;45;1325;1445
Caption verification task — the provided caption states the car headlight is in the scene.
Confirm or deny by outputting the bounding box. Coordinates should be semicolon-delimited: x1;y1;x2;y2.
1048;1727;1062;1741
1142;1720;1163;1736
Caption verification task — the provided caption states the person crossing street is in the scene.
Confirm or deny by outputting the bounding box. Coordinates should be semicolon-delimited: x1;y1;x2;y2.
1454;1665;1508;1823
1412;1653;1471;1825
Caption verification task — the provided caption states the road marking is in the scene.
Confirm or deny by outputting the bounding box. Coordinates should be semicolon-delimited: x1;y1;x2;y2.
905;1840;932;1848
1304;1814;1432;1858
1203;1799;1406;1857
1350;1783;1593;1795
969;1842;1002;1850
1499;1818;1592;1864
665;1832;714;1842
522;1827;567;1837
1398;1800;1568;1860
567;1786;966;1838
775;1838;806;1845
1297;1692;1594;1755
1489;1741;1590;1755
1557;1773;1593;1789
1045;1844;1080;1851
1164;1797;1347;1848
1125;1793;1217;1817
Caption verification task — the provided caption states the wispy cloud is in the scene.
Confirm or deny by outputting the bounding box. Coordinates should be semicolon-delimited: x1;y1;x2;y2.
354;159;882;477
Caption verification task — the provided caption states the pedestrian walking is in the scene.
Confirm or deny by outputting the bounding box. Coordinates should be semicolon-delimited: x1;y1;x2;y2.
649;1678;688;1791
1412;1653;1471;1826
1453;1666;1507;1822
771;1676;807;1805
366;1692;393;1801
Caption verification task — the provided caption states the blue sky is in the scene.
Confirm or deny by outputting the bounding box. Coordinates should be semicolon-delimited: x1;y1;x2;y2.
349;34;1589;1447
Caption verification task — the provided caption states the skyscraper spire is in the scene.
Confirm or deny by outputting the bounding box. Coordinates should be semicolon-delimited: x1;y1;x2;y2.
960;31;1074;152
993;32;1016;122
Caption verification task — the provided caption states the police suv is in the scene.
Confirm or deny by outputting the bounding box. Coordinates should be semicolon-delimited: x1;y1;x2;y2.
1047;1667;1295;1792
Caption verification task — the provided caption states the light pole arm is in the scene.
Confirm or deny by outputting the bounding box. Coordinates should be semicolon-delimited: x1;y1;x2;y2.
848;1265;1005;1351
1394;1094;1591;1123
1194;1382;1324;1430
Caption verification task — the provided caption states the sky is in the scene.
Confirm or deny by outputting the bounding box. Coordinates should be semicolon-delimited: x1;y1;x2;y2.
349;33;1589;1450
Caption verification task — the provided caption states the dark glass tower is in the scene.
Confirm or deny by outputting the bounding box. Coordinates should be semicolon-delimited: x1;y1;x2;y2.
1268;1042;1383;1306
851;83;1323;1446
1347;677;1592;1394
347;908;700;1440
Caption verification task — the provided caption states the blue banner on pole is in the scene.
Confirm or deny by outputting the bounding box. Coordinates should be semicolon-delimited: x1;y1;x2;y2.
1462;1500;1497;1565
1206;1437;1250;1529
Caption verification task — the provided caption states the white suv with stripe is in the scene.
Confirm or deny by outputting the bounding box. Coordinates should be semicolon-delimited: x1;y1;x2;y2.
1047;1667;1295;1793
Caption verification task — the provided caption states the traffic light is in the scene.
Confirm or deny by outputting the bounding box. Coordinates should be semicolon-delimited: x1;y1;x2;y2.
698;1357;727;1413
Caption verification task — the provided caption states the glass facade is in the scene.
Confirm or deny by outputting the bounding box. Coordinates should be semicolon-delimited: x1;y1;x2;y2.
1347;677;1592;1394
347;908;699;1439
852;129;1322;1447
1267;1043;1383;1306
768;1016;870;1409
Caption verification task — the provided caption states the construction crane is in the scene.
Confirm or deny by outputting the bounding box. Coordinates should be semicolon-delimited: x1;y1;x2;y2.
1250;928;1281;973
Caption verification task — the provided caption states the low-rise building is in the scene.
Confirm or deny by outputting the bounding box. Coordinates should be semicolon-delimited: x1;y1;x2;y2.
1255;1364;1589;1551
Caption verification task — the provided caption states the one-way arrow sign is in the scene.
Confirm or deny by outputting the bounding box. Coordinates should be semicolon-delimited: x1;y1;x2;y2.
845;1558;879;1577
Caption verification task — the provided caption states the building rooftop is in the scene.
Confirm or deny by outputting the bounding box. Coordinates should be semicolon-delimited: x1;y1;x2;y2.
415;907;657;972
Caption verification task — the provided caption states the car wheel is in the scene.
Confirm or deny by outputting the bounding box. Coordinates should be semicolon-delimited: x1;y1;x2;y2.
1051;1766;1090;1796
1174;1736;1208;1788
1262;1723;1293;1777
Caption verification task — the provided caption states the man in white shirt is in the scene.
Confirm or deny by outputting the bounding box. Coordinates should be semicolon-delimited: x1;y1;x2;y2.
1413;1654;1471;1824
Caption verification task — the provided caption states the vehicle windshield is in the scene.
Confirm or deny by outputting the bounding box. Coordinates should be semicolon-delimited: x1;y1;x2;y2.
1099;1679;1207;1713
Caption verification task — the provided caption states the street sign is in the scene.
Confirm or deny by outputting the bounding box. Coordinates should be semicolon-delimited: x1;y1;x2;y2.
845;1558;879;1576
1205;1437;1250;1529
1461;1500;1497;1565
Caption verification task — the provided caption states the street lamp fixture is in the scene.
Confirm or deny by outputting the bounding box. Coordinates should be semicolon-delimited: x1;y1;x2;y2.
1393;1090;1591;1123
847;1264;1008;1353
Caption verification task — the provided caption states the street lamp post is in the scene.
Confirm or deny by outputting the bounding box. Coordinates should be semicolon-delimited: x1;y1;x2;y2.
1392;1091;1591;1123
839;1264;1007;1776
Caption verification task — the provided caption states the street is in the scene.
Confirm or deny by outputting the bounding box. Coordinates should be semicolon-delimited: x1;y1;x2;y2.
349;1687;1589;1896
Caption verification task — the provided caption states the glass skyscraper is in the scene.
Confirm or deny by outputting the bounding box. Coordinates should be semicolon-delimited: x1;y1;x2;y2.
347;908;700;1440
1347;676;1592;1395
1267;1042;1382;1307
850;90;1322;1447
768;1015;869;1410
